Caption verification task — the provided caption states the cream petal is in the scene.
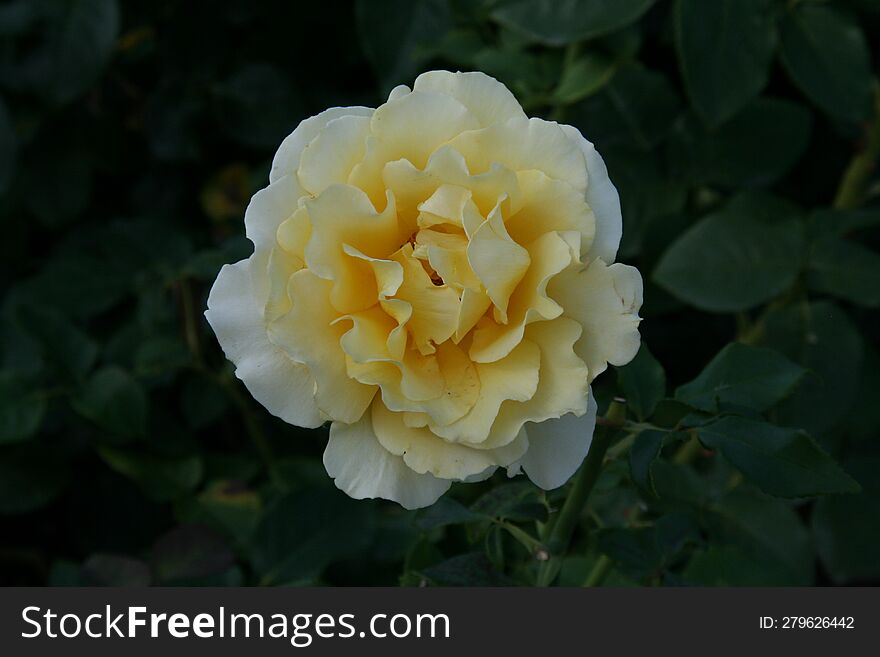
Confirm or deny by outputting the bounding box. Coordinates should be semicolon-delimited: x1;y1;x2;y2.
413;70;527;127
469;230;574;363
490;317;590;448
560;124;622;264
298;114;372;195
516;390;598;490
505;169;596;258
270;106;373;184
448;117;588;192
549;259;643;381
269;269;377;423
303;185;403;313
325;414;450;509
205;260;323;428
429;338;540;446
372;401;528;480
467;204;530;323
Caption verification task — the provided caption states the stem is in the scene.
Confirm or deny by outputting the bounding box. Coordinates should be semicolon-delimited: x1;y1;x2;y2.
583;554;613;587
535;401;624;586
177;277;203;366
833;84;880;210
673;432;702;465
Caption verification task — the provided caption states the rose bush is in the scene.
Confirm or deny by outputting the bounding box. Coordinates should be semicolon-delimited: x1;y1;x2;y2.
206;70;642;509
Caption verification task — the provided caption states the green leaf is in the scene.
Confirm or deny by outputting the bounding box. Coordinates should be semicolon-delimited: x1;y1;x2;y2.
654;193;805;312
151;524;234;584
419;552;512;586
806;208;880;241
491;0;656;46
0;442;70;514
685;545;783;586
98;447;203;502
552;53;616;105
0;371;46;444
416;496;483;530
779;3;872;122
705;488;813;585
629;429;666;494
80;554;151;586
17;306;98;382
675;343;806;414
250;487;376;585
674;0;777;125
812;488;880;583
696;416;860;497
355;0;451;93
176;481;262;544
597;514;699;579
470;480;547;522
24;0;120;105
604;65;682;149
617;344;666;420
668;98;812;188
760;301;863;436
214;64;302;148
0;98;15;196
807;236;880;308
72;366;148;440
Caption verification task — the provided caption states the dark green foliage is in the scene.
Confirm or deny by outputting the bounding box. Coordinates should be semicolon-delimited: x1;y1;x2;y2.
0;0;878;588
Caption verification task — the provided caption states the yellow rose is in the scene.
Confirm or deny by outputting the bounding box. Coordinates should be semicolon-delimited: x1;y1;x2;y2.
205;71;643;509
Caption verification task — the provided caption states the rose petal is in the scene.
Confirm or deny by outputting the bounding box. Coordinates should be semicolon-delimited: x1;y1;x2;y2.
297;114;372;196
413;70;527;127
270;106;373;184
560;124;622;264
549;259;643;381
517;390;598;490
205;260;323;428
325;413;450;509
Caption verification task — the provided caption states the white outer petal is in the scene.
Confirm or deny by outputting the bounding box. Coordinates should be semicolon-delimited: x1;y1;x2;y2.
560;124;622;264
269;106;374;184
515;389;598;490
205;259;323;428
325;414;450;510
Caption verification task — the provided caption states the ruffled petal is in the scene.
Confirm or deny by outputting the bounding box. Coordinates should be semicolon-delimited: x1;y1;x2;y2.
516;389;598;490
559;124;622;264
270;106;373;184
269;269;377;423
412;70;527;127
372;401;528;480
297;114;372;195
549;259;643;381
205;260;323;428
325;414;450;509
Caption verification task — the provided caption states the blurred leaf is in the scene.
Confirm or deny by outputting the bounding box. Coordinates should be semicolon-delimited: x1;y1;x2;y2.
761;301;863;436
151;524;234;584
80;554;151;586
552;53;616;105
416;496;483;530
134;335;190;375
696;416;859;497
599;65;681;149
17;306;97;382
807;236;880;307
356;0;451;93
684;545;780;585
214;64;302;148
705;488;813;585
21;0;120;104
177;481;262;544
779;3;872;122
597;514;699;579
23;145;92;226
72;366;148;440
669;98;812;188
812;489;880;583
471;480;547;522
675;0;776;125
250;486;376;585
0;442;70;514
629;429;666;495
98;447;202;502
617;344;665;420
0;98;15;195
491;0;656;46
419;552;513;586
675;343;806;414
807;208;880;240
654;193;805;312
180;373;229;430
0;0;39;36
0;370;45;444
